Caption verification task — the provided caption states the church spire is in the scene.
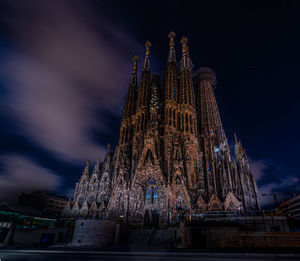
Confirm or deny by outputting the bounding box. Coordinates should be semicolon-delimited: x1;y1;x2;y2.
130;55;138;86
82;160;90;176
143;41;151;71
137;41;152;110
179;36;195;108
122;55;138;120
168;31;176;62
164;32;179;129
92;157;101;176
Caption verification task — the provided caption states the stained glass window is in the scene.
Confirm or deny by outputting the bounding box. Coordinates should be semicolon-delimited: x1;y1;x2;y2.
146;187;151;203
173;87;176;100
207;161;210;171
210;129;214;136
146;179;158;204
153;187;158;202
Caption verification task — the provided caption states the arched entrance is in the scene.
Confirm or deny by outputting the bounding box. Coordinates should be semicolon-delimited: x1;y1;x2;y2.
143;210;151;229
153;210;159;229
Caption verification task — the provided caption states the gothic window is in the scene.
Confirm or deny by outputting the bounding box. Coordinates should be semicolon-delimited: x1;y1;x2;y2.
137;117;140;132
177;196;182;207
210;129;214;136
175;149;179;160
141;114;144;131
176;175;181;185
169;108;172;125
78;196;84;205
146;179;158;204
207;161;210;171
173;110;176;127
190;115;193;133
185;113;188;132
153;187;158;202
146;187;151;203
173;87;176;100
88;196;95;204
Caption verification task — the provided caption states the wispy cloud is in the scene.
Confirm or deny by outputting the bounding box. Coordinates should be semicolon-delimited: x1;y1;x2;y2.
0;0;143;162
0;154;61;203
248;157;268;181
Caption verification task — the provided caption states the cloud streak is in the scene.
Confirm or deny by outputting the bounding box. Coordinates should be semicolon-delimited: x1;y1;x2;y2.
248;157;268;181
0;154;61;203
1;0;143;162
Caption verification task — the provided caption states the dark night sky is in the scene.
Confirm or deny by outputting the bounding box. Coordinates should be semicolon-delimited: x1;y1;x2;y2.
0;0;299;207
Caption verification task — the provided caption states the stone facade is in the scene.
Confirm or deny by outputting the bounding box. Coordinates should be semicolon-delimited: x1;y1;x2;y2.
62;32;260;226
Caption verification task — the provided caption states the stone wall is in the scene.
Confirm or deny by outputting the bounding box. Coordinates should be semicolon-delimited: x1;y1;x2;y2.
72;219;116;247
206;227;300;248
172;216;294;248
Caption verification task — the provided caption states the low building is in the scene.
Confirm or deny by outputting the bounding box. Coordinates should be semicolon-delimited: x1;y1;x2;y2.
18;191;69;218
277;195;300;218
0;202;57;245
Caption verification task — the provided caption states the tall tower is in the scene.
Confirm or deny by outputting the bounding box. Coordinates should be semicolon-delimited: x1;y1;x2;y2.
115;56;139;183
194;68;234;201
163;32;180;184
178;37;203;197
132;41;152;168
120;55;138;147
234;133;260;213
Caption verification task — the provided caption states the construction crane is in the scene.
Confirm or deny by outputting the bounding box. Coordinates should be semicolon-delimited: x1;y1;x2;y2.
261;192;296;207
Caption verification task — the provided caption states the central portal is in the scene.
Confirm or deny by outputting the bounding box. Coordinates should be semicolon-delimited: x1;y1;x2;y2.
143;210;159;229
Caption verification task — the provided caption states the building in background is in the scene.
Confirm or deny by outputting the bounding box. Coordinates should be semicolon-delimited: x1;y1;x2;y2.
18;191;68;218
63;33;260;227
277;195;300;218
0;202;57;245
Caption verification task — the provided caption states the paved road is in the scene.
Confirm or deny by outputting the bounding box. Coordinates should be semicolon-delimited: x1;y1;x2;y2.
0;250;300;261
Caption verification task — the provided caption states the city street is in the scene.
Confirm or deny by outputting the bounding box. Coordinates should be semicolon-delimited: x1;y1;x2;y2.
0;250;300;261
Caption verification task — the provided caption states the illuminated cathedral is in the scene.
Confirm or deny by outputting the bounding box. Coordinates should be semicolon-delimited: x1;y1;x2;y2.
63;32;260;227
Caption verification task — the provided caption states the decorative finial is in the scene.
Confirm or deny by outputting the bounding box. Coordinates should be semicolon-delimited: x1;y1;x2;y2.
145;41;151;56
168;31;175;47
97;157;100;161
107;143;111;151
132;55;138;73
180;36;188;54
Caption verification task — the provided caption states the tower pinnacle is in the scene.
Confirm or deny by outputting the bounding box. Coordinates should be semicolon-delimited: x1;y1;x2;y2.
180;36;188;54
83;160;90;176
132;55;138;74
143;41;151;70
168;31;176;62
129;55;138;86
234;132;239;145
180;36;191;70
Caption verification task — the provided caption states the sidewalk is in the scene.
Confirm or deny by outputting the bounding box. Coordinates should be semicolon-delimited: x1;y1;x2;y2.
1;248;300;259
